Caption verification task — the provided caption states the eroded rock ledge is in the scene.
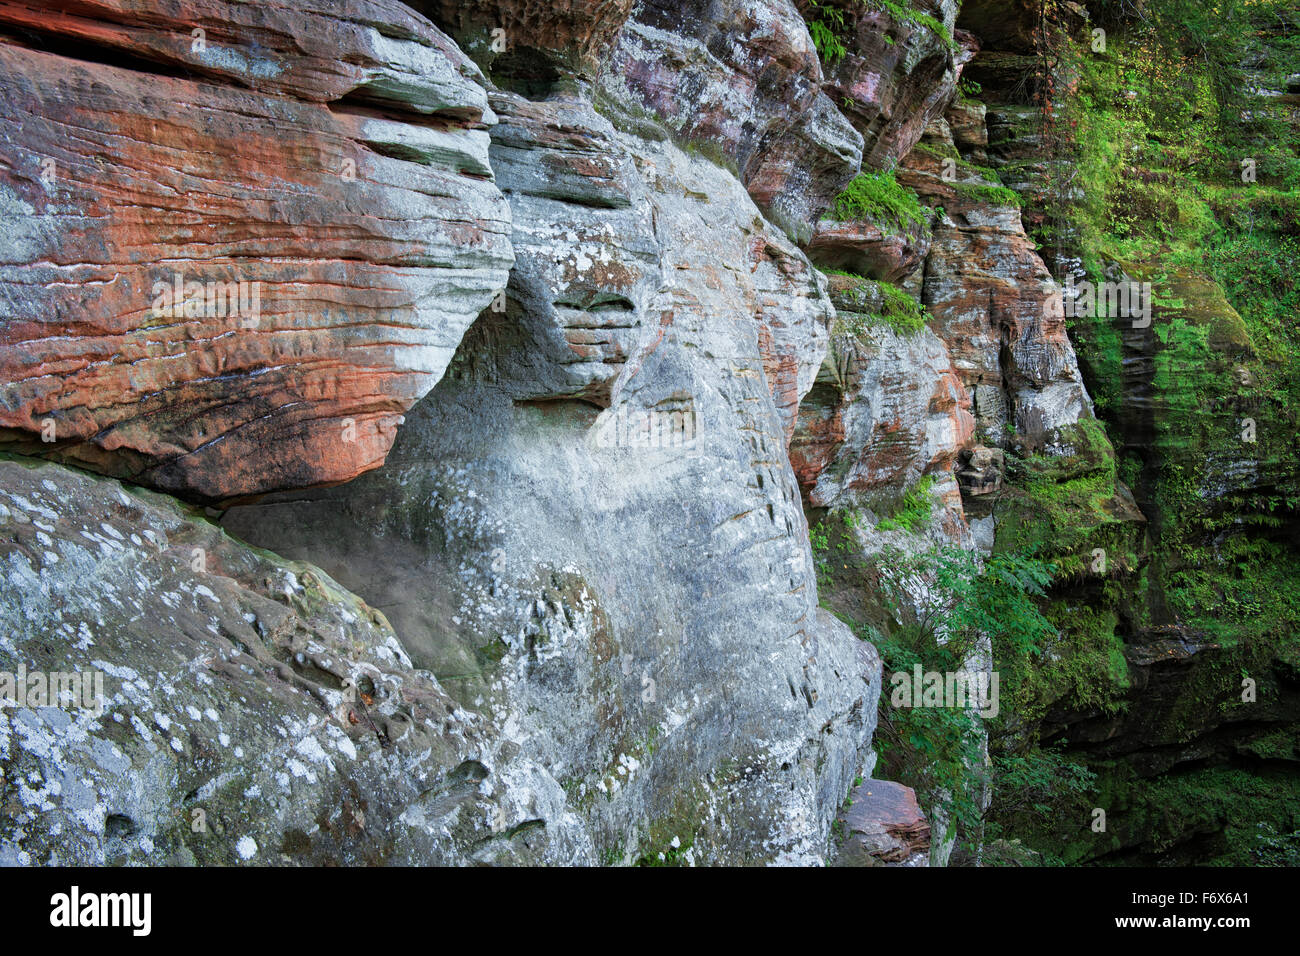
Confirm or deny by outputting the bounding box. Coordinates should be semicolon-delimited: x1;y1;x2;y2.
0;0;512;501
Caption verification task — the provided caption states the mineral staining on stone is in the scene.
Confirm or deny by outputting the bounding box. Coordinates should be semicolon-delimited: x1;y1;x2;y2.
0;1;512;501
1;0;1294;869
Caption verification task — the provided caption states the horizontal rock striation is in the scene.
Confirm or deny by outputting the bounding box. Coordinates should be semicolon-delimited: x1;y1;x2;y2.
0;0;512;501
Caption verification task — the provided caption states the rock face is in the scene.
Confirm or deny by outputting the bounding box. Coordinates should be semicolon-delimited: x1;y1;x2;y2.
0;458;587;866
819;0;973;168
0;0;1152;867
792;283;974;512
220;93;879;865
0;0;512;501
600;0;863;240
481;92;655;408
794;103;1092;526
899;127;1091;449
790;62;1106;863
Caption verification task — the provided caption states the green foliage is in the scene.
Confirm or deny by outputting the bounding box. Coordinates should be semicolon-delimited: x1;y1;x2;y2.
874;673;986;849
808;17;848;65
807;2;849;65
808;508;864;590
877;547;1055;669
1044;763;1300;865
877;474;936;532
984;748;1097;862
874;282;928;335
829;168;927;230
870;545;1060;852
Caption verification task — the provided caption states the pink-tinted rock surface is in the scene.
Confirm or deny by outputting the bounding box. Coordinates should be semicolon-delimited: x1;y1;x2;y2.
601;0;863;238
833;778;931;866
818;0;976;168
0;0;512;501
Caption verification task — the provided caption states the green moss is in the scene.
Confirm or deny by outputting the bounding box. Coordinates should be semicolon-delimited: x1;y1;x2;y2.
679;136;740;178
875;282;928;335
827;272;930;336
589;86;670;143
829;168;927;230
950;180;1023;208
877;474;937;532
809;0;957;68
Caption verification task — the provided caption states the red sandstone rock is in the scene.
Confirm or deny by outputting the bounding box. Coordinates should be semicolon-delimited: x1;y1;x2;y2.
0;1;512;501
833;778;931;866
0;0;491;112
945;98;989;164
807;216;932;284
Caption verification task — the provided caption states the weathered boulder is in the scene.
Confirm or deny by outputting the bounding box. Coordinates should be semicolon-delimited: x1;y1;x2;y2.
0;0;512;502
832;778;931;866
956;444;1004;496
0;457;588;866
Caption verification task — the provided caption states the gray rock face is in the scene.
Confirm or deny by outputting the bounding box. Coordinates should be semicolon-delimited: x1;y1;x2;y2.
0;458;588;866
220;98;879;865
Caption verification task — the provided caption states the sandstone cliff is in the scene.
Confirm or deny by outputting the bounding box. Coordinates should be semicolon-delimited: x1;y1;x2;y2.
2;0;1295;868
